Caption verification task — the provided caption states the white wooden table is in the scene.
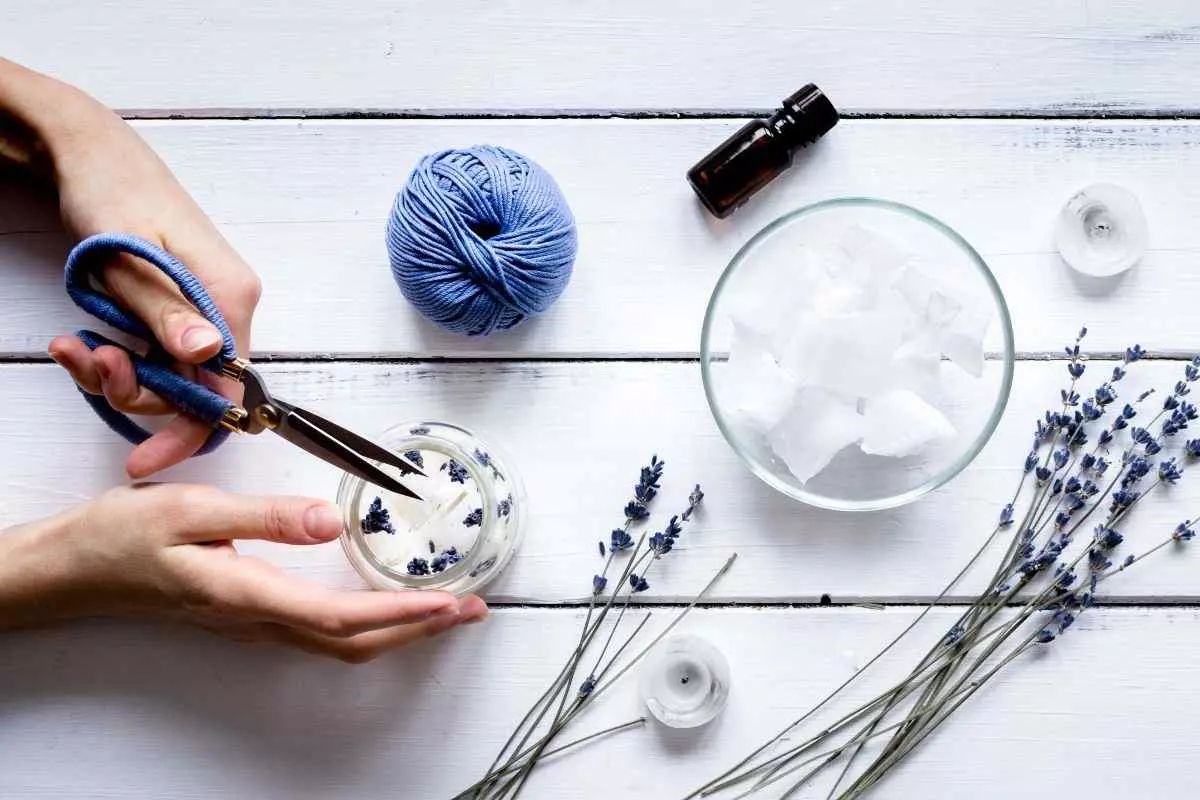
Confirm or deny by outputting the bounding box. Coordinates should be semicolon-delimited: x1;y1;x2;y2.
4;3;1200;798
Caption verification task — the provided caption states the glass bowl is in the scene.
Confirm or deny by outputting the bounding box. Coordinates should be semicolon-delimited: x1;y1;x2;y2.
338;421;526;596
701;198;1014;512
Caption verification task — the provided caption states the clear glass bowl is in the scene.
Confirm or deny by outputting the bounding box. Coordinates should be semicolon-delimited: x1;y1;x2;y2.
701;198;1014;512
338;422;525;596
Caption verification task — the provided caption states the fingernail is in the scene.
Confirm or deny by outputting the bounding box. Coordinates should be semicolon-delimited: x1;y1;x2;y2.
303;504;343;538
181;325;222;355
464;611;488;625
427;605;462;621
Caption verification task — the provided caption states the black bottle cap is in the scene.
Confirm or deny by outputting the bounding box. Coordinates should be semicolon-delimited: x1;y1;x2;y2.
780;84;839;143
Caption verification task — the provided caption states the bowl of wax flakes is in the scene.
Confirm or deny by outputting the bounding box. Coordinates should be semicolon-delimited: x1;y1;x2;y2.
338;422;525;595
701;198;1014;511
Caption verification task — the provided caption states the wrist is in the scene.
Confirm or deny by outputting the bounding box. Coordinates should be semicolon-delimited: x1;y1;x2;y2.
0;508;88;630
0;58;121;174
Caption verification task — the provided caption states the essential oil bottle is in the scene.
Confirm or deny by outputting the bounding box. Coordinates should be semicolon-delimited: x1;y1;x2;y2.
687;84;839;219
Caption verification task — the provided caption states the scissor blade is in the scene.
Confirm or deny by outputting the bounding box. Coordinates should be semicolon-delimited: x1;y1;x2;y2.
275;410;422;501
287;406;425;477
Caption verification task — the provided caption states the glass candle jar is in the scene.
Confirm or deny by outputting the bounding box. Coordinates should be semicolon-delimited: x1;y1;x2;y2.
338;422;525;596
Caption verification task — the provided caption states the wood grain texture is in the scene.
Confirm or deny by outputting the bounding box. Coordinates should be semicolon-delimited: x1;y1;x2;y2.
3;359;1196;603
4;118;1200;357
0;607;1196;799
4;1;1200;114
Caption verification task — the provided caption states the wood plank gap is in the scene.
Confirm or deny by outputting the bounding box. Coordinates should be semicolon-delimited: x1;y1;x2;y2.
2;351;1195;365
483;598;1200;610
113;109;1200;121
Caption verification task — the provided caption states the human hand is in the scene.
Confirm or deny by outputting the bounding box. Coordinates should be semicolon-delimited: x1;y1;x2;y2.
0;484;488;662
31;77;260;477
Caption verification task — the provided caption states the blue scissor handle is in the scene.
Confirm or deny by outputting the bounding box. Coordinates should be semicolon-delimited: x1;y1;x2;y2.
64;233;240;453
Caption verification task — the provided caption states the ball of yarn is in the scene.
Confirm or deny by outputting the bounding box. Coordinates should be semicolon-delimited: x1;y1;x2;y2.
386;145;578;336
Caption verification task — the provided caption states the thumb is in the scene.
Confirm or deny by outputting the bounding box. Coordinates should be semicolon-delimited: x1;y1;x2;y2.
102;253;225;363
163;486;345;545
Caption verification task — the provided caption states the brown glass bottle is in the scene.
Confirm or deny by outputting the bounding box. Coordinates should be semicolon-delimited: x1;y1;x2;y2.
687;85;838;219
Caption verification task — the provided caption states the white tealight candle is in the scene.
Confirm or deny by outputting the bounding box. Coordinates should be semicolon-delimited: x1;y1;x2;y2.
1055;183;1148;278
639;634;731;729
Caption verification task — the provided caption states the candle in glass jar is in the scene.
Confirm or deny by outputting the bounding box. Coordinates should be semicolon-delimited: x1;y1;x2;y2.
339;422;525;596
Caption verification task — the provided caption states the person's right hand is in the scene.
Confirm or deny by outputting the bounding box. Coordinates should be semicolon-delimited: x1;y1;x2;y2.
0;484;488;662
2;61;263;479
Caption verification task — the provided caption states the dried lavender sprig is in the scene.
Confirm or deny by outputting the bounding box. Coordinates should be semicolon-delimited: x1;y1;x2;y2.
748;381;1132;796
582;496;701;688
474;535;648;798
685;516;1021;800
851;468;1167;791
467;718;647;787
813;438;1114;800
502;556;736;800
478;456;666;786
696;339;1168;799
842;626;1050;799
463;617;657;800
477;535;650;797
748;515;1190;796
741;639;1034;800
833;637;1041;800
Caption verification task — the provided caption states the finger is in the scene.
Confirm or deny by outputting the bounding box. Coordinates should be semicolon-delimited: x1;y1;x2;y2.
48;335;103;394
164;234;261;353
125;414;211;478
164;490;347;545
94;346;176;415
266;599;487;663
101;252;224;364
220;561;464;638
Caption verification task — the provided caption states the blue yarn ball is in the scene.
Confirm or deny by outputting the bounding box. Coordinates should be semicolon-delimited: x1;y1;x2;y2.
386;145;578;336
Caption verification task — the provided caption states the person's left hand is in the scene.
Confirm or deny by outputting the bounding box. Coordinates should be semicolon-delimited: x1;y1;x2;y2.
40;87;261;478
0;484;489;662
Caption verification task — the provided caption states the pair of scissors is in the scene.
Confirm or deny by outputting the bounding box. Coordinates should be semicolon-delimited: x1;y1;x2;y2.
64;232;423;500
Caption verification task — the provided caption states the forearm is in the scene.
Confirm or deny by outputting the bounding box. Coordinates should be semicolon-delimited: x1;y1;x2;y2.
0;511;85;630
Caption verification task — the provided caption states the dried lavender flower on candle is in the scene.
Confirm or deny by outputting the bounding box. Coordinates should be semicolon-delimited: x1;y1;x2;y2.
361;496;395;534
441;458;469;484
431;546;463;573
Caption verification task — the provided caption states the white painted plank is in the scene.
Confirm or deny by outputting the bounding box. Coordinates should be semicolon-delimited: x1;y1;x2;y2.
3;118;1200;357
4;1;1200;114
0;607;1195;798
3;359;1197;602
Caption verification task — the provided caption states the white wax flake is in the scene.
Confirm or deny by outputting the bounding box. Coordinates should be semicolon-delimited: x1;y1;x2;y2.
726;251;811;346
768;388;864;484
723;322;799;433
724;225;981;485
837;224;912;285
782;310;908;399
886;332;942;400
860;389;956;457
894;264;991;377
